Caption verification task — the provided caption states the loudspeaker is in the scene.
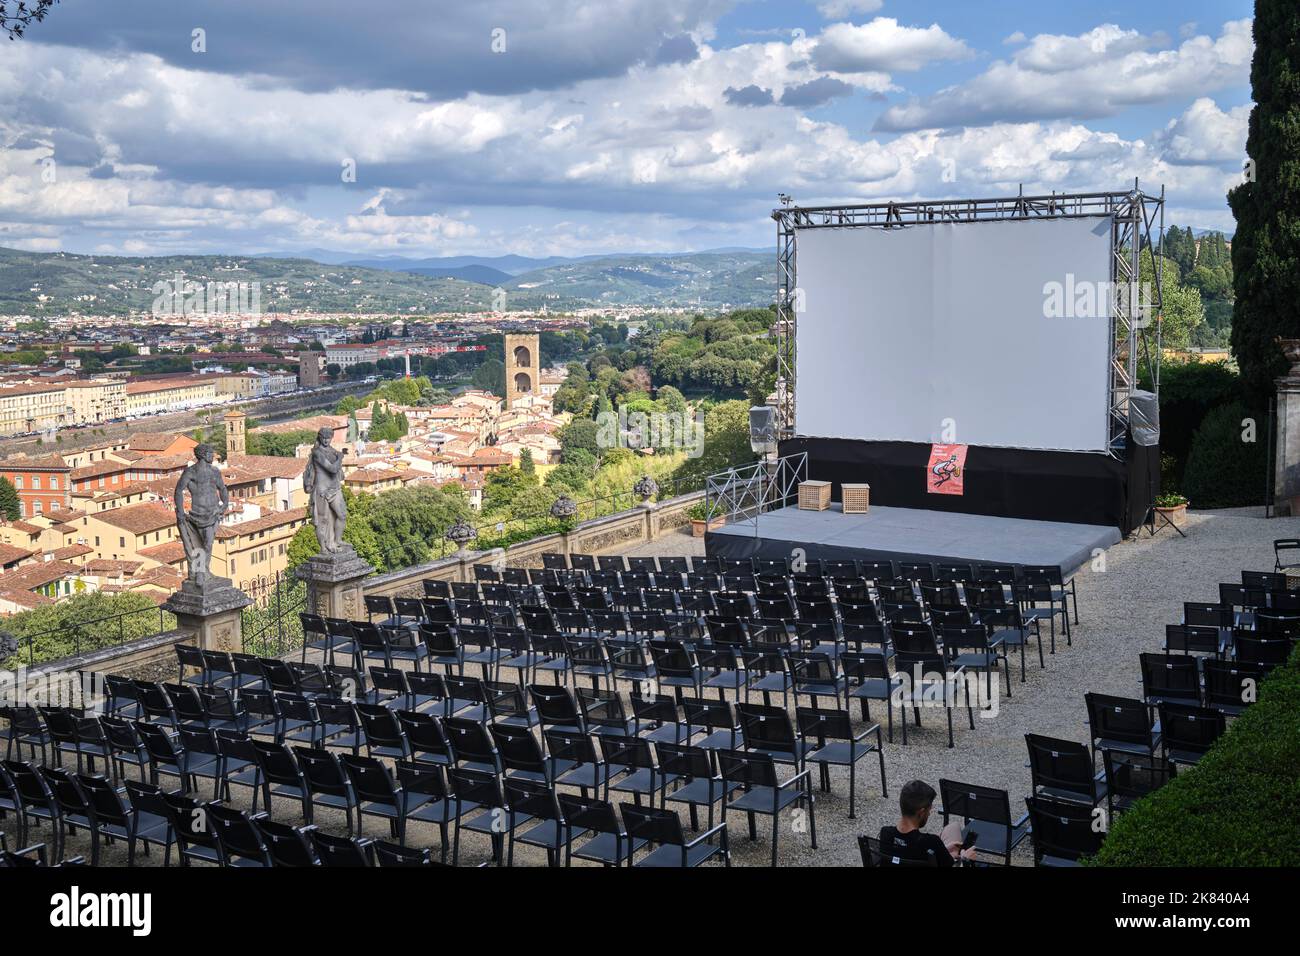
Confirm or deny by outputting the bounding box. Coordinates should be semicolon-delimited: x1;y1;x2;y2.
1129;390;1160;447
749;405;778;455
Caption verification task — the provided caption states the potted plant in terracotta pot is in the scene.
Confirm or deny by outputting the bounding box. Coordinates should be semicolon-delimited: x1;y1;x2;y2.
687;501;723;537
1154;492;1188;524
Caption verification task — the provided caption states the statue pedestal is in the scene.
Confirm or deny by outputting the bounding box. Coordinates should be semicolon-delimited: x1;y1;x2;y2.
162;577;253;653
1275;375;1300;515
296;545;375;621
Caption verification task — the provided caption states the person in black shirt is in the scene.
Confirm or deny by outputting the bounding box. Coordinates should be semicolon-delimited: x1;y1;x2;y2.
877;780;976;866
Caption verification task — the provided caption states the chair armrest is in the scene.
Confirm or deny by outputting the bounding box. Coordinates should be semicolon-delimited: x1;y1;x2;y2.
777;768;812;789
1013;812;1030;829
684;821;728;848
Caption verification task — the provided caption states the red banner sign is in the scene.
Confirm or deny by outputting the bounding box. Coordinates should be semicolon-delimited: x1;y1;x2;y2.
927;444;968;496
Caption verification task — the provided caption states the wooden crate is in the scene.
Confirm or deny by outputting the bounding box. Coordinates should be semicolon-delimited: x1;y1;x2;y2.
798;480;832;511
842;483;871;514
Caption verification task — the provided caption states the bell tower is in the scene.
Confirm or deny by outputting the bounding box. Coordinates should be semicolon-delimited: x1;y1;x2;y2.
504;333;539;409
224;409;247;459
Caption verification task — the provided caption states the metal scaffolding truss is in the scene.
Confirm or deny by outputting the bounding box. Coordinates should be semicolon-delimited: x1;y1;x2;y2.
771;184;1165;459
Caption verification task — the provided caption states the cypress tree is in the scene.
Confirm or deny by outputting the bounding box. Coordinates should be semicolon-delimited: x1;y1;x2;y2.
1229;0;1300;402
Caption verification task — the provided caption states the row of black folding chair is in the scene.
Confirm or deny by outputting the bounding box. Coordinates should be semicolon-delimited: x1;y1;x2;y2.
1084;691;1225;769
1024;732;1176;823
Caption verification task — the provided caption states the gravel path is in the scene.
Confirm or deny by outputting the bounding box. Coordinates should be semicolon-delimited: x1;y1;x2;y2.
26;509;1294;867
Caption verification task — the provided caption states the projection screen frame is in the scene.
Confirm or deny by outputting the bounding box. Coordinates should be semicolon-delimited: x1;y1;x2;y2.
772;185;1165;459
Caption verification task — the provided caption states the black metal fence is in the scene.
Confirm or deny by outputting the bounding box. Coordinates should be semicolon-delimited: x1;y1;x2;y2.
239;571;308;658
4;604;174;670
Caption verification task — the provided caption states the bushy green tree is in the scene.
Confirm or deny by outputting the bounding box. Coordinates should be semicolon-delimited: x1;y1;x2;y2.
1228;0;1300;403
0;477;20;520
1182;401;1269;508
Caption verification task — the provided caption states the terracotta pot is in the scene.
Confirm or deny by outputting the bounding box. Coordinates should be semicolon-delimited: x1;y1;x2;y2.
690;517;724;537
1155;503;1187;524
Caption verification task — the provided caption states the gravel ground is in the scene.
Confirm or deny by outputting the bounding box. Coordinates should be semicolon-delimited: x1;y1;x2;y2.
20;508;1295;867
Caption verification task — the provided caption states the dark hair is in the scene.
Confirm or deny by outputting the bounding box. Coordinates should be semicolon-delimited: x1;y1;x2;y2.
900;780;936;818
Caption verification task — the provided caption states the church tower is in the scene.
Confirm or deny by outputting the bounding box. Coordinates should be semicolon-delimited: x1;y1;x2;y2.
224;409;247;459
504;333;539;409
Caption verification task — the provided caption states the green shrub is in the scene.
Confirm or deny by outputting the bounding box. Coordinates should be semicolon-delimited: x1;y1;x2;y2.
1145;360;1243;489
1090;645;1300;866
1181;401;1268;508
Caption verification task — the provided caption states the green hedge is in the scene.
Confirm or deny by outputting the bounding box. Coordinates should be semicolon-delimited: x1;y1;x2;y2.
1181;401;1269;508
1090;645;1300;866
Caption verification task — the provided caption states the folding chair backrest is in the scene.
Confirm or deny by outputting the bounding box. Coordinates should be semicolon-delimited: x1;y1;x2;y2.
1025;734;1094;798
1085;693;1151;747
939;779;1011;829
621;802;685;848
1025;795;1103;863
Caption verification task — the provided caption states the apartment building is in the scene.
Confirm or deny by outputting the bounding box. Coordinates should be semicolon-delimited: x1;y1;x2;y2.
64;379;127;425
0;381;67;436
124;377;218;417
0;453;73;517
324;343;379;369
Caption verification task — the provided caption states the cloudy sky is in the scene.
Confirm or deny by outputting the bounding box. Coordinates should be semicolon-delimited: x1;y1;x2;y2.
0;0;1255;258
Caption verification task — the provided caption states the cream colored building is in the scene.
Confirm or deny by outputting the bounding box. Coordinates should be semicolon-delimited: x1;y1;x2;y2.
64;379;127;425
125;378;218;417
0;381;68;435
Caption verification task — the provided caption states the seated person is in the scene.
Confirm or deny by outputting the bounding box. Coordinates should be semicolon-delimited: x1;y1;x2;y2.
877;780;977;866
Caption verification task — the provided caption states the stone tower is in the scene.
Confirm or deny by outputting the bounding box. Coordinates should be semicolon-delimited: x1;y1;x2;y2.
504;332;539;409
224;409;247;459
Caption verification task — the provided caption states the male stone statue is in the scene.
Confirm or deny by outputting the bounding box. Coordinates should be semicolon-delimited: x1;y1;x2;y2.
174;443;229;586
304;426;348;554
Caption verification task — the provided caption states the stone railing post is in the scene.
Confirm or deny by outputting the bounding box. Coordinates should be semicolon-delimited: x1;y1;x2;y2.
296;546;375;621
162;580;252;653
1275;342;1300;515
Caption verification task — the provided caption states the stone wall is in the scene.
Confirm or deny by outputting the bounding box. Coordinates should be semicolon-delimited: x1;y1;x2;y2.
2;628;190;710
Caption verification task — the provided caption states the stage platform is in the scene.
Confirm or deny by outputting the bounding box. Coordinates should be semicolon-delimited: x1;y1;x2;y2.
705;504;1122;576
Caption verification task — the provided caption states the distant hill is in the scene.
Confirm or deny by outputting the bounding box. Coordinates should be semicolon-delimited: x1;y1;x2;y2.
402;264;513;286
504;251;770;310
0;246;772;315
344;254;576;276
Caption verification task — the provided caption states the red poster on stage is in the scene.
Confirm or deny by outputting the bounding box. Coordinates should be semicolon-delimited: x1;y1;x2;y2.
927;444;967;495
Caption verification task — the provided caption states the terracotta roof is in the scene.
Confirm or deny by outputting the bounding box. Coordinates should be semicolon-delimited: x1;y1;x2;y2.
345;468;405;484
0;559;79;590
83;558;146;575
137;540;187;564
216;506;307;539
254;414;346;435
0;588;53;609
128;432;193;452
461;448;512;465
0;542;34;565
90;502;176;535
224;455;306;481
0;453;70;472
71;458;134;481
130;566;183;590
7;521;44;536
51;544;94;561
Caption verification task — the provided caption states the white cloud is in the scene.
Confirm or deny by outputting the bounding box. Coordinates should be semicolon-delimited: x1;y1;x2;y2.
876;19;1252;131
813;18;973;73
0;13;1253;255
1158;97;1250;166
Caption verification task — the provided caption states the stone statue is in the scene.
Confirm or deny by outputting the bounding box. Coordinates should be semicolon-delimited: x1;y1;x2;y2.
304;426;348;554
173;443;229;586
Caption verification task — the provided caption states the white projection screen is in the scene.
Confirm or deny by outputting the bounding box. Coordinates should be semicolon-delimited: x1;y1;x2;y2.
794;216;1113;452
